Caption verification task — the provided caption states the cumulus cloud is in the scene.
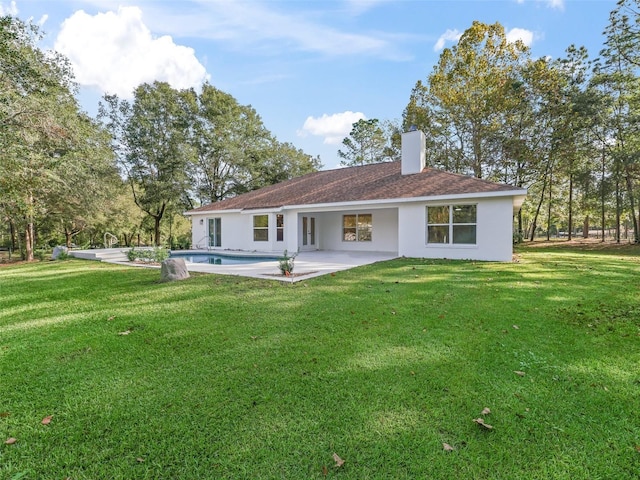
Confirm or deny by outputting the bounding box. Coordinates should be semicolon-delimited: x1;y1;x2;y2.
506;28;535;46
433;29;462;51
434;26;534;51
54;6;209;98
0;1;18;16
298;111;366;145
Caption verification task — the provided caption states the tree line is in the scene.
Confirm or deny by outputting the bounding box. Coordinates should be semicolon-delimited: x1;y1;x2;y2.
0;16;319;260
340;0;639;243
2;1;639;260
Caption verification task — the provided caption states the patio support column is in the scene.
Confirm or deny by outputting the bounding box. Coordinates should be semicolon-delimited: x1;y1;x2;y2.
284;211;299;254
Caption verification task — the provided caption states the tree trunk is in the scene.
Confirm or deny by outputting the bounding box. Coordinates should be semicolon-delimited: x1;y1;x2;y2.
583;216;589;239
154;216;161;246
25;222;34;261
25;192;34;261
546;168;553;241
624;168;639;243
9;219;17;251
615;176;621;243
530;175;549;242
65;228;73;248
568;172;573;241
601;147;606;242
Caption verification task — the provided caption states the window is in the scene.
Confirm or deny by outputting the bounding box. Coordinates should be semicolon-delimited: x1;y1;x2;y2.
276;214;284;242
343;214;372;242
426;205;476;245
208;217;222;247
253;215;268;242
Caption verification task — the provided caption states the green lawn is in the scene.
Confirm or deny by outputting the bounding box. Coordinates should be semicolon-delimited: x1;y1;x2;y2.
1;244;639;479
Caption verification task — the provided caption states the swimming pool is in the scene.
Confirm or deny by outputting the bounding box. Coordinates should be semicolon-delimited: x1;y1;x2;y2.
170;252;280;265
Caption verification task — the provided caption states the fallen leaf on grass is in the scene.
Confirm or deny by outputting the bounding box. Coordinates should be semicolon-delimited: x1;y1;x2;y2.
41;415;53;425
514;371;526;377
107;316;115;321
473;418;493;430
333;453;345;467
136;457;145;463
322;465;328;476
5;437;17;445
443;443;455;451
0;412;9;418
635;445;640;453
118;330;131;336
512;325;519;329
481;407;491;415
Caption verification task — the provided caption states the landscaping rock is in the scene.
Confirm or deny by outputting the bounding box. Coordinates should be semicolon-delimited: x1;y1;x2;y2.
160;258;190;282
51;245;68;260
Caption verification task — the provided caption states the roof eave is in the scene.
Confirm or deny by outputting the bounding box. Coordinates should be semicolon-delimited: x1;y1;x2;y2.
283;189;528;211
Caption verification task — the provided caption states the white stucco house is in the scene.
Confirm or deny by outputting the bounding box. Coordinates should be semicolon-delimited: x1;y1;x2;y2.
184;130;527;262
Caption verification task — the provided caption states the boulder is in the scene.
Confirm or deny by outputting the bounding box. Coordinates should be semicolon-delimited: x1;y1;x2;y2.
160;258;190;282
51;245;68;260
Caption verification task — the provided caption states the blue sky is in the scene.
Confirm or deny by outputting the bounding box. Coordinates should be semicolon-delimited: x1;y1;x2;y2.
1;0;617;169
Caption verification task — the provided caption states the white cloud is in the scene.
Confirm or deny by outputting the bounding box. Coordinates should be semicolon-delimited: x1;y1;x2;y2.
433;29;462;51
54;6;209;98
544;0;564;9
298;111;366;145
506;28;535;47
516;0;564;9
0;1;18;16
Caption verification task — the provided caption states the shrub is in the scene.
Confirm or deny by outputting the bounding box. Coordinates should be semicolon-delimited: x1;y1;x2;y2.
127;247;169;263
278;250;297;275
34;249;48;261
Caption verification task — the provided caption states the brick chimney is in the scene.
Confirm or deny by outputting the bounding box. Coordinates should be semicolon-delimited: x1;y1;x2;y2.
401;128;426;175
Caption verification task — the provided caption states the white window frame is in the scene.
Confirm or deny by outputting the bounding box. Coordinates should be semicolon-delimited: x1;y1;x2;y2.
343;213;372;242
426;204;477;246
253;214;269;242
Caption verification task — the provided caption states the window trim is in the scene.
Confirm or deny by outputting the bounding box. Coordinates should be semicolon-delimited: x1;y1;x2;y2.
426;204;477;246
253;214;269;242
276;214;284;242
343;213;372;242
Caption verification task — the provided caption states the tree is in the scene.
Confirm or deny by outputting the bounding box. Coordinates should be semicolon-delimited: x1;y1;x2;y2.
405;22;531;179
1;16;117;259
593;0;640;243
189;83;319;205
100;82;197;246
338;119;388;166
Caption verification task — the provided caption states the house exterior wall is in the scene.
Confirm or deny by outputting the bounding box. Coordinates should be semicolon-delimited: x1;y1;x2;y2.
397;196;515;261
320;208;398;253
189;196;516;261
191;211;297;253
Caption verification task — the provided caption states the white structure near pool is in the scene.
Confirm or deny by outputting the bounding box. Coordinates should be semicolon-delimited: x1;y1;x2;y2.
185;130;527;262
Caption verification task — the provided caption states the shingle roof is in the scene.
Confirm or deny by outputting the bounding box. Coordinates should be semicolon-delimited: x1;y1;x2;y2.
186;161;525;214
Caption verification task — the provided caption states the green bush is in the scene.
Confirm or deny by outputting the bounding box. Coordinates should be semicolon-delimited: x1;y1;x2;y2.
127;247;169;263
34;249;48;261
277;250;297;275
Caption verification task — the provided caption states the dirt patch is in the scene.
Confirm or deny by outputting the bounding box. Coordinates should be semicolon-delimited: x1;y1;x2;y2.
522;238;639;252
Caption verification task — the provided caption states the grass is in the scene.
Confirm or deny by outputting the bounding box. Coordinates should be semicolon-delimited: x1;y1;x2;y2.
0;243;639;479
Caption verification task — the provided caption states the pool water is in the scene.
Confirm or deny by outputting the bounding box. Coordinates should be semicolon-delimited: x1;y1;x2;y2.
170;253;279;265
